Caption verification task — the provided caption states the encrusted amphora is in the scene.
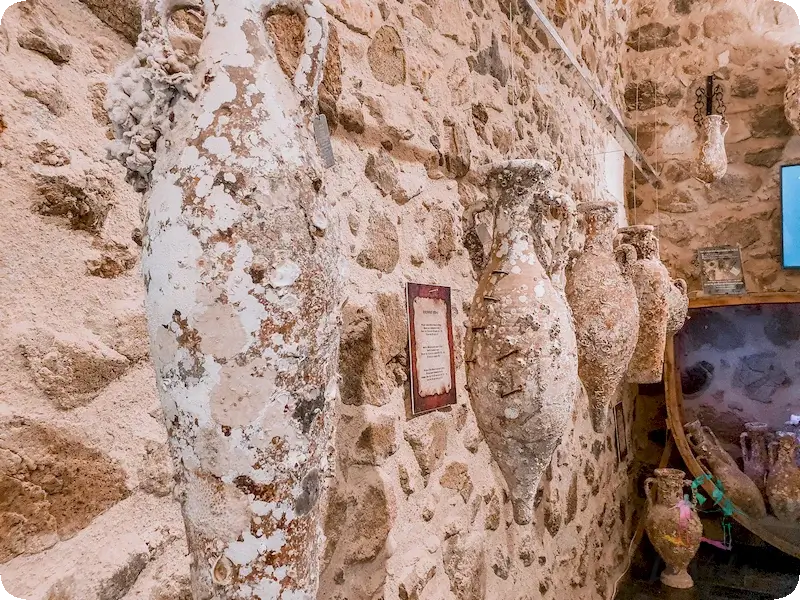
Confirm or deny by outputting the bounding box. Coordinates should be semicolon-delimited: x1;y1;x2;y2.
695;115;729;183
766;433;800;522
785;44;800;135
644;468;702;589
466;159;579;525
617;225;671;384
110;2;341;597
740;422;771;496
566;201;639;433
666;278;688;336
685;421;767;519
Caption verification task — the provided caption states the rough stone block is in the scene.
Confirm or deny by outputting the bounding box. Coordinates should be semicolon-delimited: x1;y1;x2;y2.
442;531;486;600
626;23;680;51
137;440;174;497
19;325;131;409
31;140;70;167
368;26;406;86
356;212;400;273
79;0;141;43
18;25;73;64
33;168;115;233
364;151;408;204
750;105;793;138
439;462;473;502
404;416;448;484
322;0;381;36
352;416;399;466
86;239;137;279
0;418;129;563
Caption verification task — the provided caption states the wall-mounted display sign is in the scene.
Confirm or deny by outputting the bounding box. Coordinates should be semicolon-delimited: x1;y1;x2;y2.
781;164;800;268
697;246;745;296
406;283;457;415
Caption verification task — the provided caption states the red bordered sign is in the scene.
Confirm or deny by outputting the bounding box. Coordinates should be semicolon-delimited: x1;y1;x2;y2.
406;283;457;415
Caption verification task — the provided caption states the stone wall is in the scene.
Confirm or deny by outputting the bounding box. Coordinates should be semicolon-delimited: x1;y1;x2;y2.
0;1;189;599
0;0;644;598
624;0;800;293
311;0;640;598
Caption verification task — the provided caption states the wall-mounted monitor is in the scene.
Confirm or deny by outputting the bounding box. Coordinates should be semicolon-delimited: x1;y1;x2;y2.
781;164;800;268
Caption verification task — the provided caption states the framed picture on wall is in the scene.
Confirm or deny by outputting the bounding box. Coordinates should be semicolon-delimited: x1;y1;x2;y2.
697;246;746;295
781;164;800;269
406;283;457;415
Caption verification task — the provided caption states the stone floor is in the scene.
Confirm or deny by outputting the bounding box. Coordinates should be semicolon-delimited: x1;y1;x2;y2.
615;538;800;600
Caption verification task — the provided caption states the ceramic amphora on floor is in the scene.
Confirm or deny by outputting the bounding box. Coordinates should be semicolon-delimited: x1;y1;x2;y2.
466;159;579;525
617;225;671;384
644;468;702;589
767;432;800;523
566;201;639;433
686;420;767;519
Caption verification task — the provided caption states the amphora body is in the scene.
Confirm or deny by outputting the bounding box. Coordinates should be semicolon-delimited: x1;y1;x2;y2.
617;225;671;384
740;422;771;495
767;433;800;522
686;421;767;518
666;278;688;336
466;160;579;525
107;2;341;597
566;201;639;432
644;468;702;589
696;115;729;183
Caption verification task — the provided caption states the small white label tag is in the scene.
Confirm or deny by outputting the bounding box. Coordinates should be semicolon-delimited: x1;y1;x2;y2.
314;114;335;169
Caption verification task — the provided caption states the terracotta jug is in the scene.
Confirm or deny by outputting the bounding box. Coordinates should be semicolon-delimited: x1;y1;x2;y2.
108;2;342;597
666;278;688;336
466;159;579;525
644;468;702;589
767;433;800;522
696;115;729;183
740;422;771;495
617;225;671;384
566;201;639;433
685;421;767;518
785;44;800;135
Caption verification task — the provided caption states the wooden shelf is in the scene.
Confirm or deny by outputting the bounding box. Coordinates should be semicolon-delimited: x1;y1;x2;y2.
688;292;800;309
665;293;800;560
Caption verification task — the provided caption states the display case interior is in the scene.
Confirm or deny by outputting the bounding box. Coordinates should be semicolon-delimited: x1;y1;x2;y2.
667;296;800;558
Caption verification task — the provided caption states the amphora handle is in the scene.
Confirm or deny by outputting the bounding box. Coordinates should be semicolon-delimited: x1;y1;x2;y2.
644;477;656;506
614;243;637;276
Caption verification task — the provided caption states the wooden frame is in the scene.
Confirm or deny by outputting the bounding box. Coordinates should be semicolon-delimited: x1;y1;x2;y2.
665;292;800;559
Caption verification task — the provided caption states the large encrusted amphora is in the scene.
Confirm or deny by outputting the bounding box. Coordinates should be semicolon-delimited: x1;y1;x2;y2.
617;225;671;384
566;201;639;433
107;1;341;597
465;159;579;525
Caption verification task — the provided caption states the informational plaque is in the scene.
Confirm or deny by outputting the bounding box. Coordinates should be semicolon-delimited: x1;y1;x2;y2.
697;246;746;296
614;402;628;463
406;283;457;415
